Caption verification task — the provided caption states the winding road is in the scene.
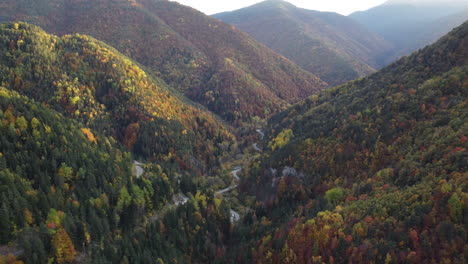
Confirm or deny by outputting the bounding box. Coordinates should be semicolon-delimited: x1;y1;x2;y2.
253;129;265;152
216;167;242;194
141;129;264;223
256;129;265;139
134;161;144;178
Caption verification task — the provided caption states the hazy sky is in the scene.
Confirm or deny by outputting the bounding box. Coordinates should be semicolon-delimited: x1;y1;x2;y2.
171;0;388;15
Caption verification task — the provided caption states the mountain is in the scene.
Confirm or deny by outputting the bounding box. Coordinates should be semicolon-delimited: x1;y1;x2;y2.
0;22;235;175
350;0;468;64
0;22;238;263
235;21;468;263
0;0;326;124
213;0;393;86
0;72;229;264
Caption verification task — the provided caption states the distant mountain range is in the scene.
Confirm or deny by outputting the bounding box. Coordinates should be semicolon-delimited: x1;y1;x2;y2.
214;0;393;86
215;0;467;84
0;0;326;124
350;0;468;64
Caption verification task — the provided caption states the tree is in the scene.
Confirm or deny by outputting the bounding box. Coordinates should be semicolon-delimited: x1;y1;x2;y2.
16;116;28;132
447;193;462;222
58;163;73;183
325;187;345;206
0;203;11;243
52;227;77;264
269;129;294;151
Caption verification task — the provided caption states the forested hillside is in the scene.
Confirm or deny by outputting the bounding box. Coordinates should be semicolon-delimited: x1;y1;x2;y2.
214;0;393;86
234;21;468;263
0;22;235;175
0;2;466;264
0;86;173;262
0;86;235;263
0;22;239;263
0;0;327;124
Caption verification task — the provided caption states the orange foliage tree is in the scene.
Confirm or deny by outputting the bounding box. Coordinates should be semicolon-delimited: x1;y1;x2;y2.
52;228;76;264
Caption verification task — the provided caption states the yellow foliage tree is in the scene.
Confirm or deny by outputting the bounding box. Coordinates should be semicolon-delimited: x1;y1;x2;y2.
269;129;294;151
80;128;97;144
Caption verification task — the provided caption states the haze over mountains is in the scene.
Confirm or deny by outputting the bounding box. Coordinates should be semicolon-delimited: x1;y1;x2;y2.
350;0;468;63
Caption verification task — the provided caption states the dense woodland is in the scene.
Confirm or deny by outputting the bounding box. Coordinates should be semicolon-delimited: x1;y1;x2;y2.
0;22;236;176
235;21;468;263
0;0;327;125
0;1;466;264
0;22;240;263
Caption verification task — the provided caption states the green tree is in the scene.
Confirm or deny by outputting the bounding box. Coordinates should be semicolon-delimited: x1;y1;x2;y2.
0;202;11;243
325;187;345;206
448;193;462;222
58;163;73;182
16;116;28;131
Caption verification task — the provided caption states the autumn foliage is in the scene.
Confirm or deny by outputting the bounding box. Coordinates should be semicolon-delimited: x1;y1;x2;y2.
52;228;76;264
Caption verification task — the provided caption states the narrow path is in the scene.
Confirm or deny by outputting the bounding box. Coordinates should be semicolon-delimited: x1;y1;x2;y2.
214;167;243;222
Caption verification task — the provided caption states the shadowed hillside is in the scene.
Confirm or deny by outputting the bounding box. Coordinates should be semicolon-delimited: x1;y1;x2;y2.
214;0;393;86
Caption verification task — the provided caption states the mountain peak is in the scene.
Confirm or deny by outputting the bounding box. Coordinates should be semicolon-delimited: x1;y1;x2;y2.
251;0;296;10
213;1;392;86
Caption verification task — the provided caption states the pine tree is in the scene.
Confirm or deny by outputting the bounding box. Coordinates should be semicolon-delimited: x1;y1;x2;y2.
0;202;11;243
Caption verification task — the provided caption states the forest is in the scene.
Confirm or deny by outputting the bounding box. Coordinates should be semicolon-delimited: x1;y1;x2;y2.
234;20;468;264
0;2;466;264
0;0;327;125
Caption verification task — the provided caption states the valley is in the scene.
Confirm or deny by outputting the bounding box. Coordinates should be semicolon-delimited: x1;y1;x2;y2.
0;0;466;263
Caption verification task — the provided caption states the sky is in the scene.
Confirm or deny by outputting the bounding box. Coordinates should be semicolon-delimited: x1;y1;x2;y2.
170;0;388;16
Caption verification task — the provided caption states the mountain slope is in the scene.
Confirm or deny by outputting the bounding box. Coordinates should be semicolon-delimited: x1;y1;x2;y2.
0;23;239;263
350;0;468;64
235;21;468;263
0;0;326;124
0;22;235;174
0;76;231;264
213;0;393;86
0;85;177;263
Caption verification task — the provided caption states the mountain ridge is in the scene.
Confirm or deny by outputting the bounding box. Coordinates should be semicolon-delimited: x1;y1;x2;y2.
0;22;236;175
0;0;327;124
213;0;393;86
